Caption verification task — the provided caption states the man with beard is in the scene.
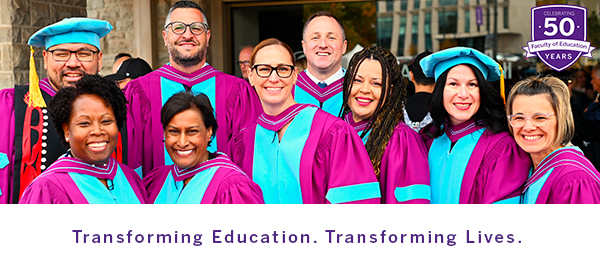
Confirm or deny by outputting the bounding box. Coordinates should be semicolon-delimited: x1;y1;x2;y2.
124;0;262;177
0;18;112;203
294;11;347;116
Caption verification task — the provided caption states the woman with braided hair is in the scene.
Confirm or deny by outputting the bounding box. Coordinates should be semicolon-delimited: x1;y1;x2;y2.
341;46;431;204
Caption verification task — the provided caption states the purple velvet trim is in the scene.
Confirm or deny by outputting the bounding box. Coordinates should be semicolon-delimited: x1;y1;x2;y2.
295;72;343;103
170;153;247;182
39;78;56;96
525;148;600;191
445;118;484;142
343;113;369;133
155;64;220;87
257;103;315;131
39;156;118;180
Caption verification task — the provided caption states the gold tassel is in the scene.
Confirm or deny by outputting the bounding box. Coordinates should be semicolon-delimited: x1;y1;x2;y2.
498;63;505;106
28;46;46;108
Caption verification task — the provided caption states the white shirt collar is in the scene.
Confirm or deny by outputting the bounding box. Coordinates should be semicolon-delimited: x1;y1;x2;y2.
305;67;345;86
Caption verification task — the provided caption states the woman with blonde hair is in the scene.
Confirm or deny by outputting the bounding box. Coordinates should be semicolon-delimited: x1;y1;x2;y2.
507;76;600;203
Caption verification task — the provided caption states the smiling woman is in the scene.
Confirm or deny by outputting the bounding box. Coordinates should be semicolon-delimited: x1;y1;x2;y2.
143;91;264;204
226;38;381;204
420;47;532;204
507;76;600;203
19;74;146;204
341;46;430;204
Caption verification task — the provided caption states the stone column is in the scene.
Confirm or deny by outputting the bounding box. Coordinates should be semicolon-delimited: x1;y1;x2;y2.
0;0;86;89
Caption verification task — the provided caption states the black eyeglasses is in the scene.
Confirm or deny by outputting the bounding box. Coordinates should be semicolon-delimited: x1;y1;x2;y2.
237;60;251;66
165;21;208;35
252;64;295;78
46;49;99;62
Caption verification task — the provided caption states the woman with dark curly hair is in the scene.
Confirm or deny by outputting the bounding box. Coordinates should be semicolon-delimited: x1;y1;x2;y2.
420;47;531;204
143;91;264;204
341;46;430;204
20;74;146;204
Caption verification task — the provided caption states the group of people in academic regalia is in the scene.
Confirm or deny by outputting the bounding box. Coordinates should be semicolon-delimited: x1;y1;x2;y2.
2;0;599;204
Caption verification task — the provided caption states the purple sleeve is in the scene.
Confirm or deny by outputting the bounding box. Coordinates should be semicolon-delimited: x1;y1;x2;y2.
124;79;152;177
214;173;265;204
549;171;600;204
19;175;73;204
314;119;380;204
380;124;430;204
142;166;168;204
226;79;262;143
0;88;15;204
475;134;531;203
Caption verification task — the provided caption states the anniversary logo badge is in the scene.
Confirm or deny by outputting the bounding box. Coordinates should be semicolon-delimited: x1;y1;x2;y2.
523;5;596;71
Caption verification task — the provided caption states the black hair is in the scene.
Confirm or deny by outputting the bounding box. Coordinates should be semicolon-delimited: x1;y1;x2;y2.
341;46;408;178
302;11;346;41
165;1;208;28
114;53;132;62
48;74;128;147
423;64;508;139
411;51;435;86
161;91;218;146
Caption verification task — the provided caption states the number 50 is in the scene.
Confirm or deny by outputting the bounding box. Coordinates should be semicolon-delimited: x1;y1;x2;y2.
544;17;575;36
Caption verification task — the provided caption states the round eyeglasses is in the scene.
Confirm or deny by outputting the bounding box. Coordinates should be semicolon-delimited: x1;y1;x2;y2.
165;21;208;35
507;113;555;128
252;64;295;78
46;49;99;62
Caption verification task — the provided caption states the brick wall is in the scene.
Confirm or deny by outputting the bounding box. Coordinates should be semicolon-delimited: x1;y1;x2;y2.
0;0;86;89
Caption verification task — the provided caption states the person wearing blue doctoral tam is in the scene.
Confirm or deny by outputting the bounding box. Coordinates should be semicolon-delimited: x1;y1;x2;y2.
419;46;531;204
28;17;112;50
0;17;113;204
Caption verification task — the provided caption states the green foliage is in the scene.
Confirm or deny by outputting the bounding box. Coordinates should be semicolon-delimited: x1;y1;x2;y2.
588;11;600;49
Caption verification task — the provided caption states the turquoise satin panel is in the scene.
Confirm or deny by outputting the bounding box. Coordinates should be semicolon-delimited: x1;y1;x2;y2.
357;129;371;145
0;152;7;196
325;182;381;204
493;196;521;204
160;77;217;166
70;165;142;204
394;184;431;202
321;91;343;116
134;166;143;178
428;128;485;204
0;152;8;169
252;107;317;204
153;167;218;204
522;168;554;204
293;86;319;107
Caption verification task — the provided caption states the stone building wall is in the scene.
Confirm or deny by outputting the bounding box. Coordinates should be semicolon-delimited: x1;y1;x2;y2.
86;0;135;76
0;0;86;89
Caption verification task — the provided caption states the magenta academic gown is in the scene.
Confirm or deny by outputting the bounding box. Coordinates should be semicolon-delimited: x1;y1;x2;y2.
144;153;264;204
425;119;532;204
227;104;381;204
345;114;431;204
293;71;344;116
19;156;146;204
522;146;600;204
124;64;263;177
0;78;69;204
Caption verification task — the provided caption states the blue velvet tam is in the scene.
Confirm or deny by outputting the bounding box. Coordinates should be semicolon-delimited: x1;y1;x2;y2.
28;17;113;49
419;47;502;82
